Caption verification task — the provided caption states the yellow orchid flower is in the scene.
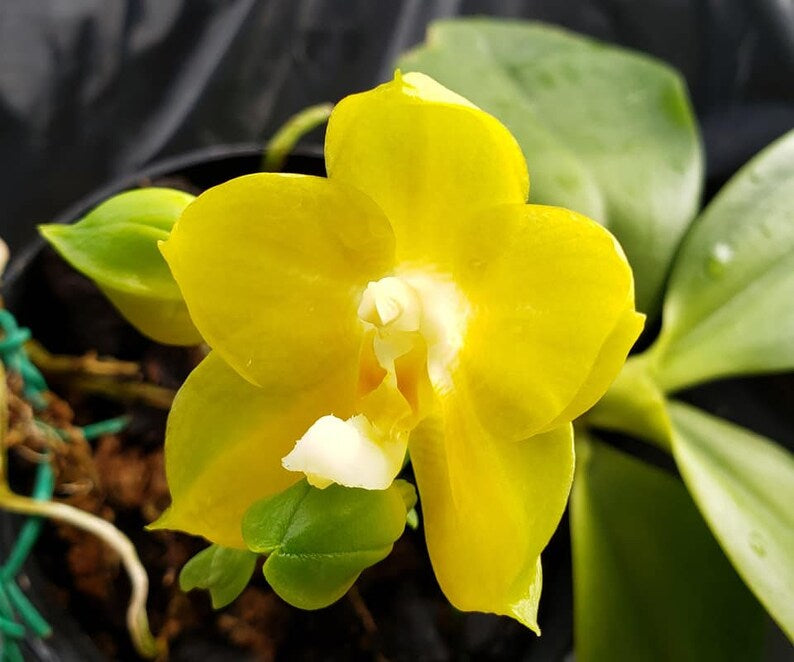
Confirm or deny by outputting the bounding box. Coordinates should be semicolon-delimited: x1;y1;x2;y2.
152;71;643;630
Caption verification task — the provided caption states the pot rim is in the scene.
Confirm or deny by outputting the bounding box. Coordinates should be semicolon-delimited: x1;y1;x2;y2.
3;142;324;289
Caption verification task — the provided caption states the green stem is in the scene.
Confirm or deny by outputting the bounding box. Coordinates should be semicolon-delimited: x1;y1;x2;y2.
0;489;159;658
262;103;333;172
583;354;673;451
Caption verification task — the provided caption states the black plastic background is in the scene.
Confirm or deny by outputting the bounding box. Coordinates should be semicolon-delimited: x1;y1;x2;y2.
1;0;794;254
0;3;793;661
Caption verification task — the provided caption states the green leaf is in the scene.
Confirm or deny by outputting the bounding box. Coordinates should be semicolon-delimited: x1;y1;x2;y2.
669;401;794;642
179;544;257;609
242;478;414;610
571;434;764;662
651;130;794;391
399;18;702;316
39;188;201;345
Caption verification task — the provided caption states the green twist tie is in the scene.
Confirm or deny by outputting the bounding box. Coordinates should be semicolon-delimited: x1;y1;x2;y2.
0;307;129;650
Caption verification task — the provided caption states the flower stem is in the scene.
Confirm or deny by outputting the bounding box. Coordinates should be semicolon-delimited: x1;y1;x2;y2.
262;103;333;172
583;354;673;451
0;488;160;658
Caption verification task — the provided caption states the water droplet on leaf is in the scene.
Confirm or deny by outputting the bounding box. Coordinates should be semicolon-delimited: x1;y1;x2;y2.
706;242;734;277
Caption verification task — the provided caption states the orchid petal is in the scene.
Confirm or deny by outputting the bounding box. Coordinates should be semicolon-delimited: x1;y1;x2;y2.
151;352;356;548
455;203;643;441
326;71;529;272
409;397;573;630
161;173;395;390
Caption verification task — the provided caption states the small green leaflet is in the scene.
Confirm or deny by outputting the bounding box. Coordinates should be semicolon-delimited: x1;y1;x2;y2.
242;479;416;610
39;187;201;345
399;18;702;316
179;544;258;609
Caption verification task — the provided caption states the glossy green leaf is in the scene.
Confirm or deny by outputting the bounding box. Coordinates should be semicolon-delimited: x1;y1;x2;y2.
571;434;764;662
179;544;257;609
39;188;201;345
242;478;415;610
651;130;794;391
670;401;794;642
399;18;702;316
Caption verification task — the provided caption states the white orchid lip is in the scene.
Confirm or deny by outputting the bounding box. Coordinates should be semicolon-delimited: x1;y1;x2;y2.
282;270;471;491
281;414;406;490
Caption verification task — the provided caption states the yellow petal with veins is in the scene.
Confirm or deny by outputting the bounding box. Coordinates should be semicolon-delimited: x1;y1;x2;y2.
454;203;643;441
408;390;574;631
326;71;529;271
150;351;357;548
160;173;395;390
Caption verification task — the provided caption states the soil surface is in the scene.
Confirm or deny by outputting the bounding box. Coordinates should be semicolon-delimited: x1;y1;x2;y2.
2;174;574;661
